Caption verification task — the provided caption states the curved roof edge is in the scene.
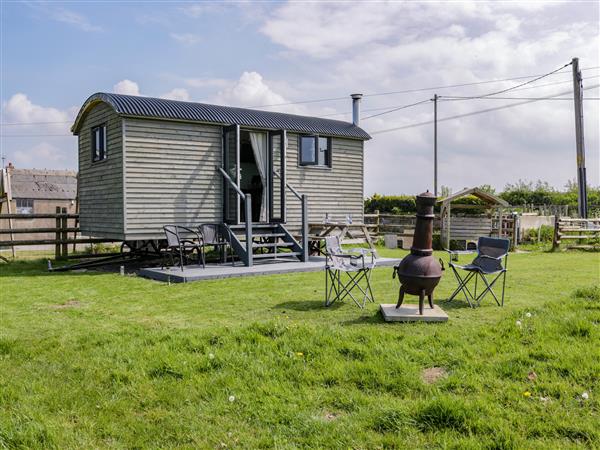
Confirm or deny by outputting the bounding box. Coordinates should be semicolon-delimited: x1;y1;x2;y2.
71;92;372;140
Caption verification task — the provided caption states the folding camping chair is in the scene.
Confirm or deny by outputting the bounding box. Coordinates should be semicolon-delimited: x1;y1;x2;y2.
447;236;510;307
325;236;376;309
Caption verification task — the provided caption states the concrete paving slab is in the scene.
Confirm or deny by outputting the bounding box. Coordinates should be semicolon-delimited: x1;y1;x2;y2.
380;303;448;322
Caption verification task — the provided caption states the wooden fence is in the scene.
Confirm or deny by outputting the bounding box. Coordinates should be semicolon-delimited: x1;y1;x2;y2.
0;208;111;259
364;211;518;248
552;217;600;250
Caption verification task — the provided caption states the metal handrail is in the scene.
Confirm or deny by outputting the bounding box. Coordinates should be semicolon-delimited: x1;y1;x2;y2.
273;170;301;201
273;170;308;262
218;167;246;199
217;166;253;266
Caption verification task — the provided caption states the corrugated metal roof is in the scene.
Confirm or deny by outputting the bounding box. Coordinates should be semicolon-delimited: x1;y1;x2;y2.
8;169;77;200
72;92;371;140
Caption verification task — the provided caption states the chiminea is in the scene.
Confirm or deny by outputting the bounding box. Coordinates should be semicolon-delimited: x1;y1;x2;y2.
393;191;443;314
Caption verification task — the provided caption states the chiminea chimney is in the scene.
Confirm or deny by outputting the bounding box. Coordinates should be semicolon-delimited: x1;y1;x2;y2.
351;93;362;126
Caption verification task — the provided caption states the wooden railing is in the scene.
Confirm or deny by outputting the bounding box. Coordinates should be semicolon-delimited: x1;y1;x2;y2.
0;208;113;259
552;217;600;250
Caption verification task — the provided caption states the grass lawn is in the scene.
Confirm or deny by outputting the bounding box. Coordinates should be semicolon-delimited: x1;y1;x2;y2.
1;248;599;449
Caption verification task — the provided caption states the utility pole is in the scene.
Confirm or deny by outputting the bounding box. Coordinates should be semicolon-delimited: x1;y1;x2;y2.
433;93;438;197
572;57;588;218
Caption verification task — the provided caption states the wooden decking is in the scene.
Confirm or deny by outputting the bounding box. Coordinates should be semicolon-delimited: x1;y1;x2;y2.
139;256;401;283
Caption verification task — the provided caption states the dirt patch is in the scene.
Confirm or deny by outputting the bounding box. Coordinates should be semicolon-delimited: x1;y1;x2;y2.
421;367;448;384
318;411;340;422
51;299;82;309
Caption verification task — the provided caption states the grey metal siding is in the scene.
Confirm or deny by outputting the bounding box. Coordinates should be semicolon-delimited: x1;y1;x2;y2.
77;103;124;239
123;118;222;240
285;133;364;231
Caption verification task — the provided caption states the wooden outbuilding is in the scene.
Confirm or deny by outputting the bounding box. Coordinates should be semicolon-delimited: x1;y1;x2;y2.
71;93;371;265
437;187;510;249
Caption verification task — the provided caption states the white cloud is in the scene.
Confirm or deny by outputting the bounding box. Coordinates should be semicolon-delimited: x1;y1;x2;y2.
160;88;190;101
1;94;77;170
12;142;66;167
258;1;599;193
2;93;71;131
212;71;293;110
113;80;140;96
170;33;201;45
52;8;102;32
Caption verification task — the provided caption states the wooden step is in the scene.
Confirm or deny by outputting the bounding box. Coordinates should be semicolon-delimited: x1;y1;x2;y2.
229;224;278;230
237;232;286;240
252;252;301;259
252;242;294;249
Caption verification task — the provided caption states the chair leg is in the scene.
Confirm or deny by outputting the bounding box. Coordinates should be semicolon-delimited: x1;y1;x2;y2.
448;267;477;307
475;272;504;306
365;269;375;303
325;268;339;307
501;271;507;306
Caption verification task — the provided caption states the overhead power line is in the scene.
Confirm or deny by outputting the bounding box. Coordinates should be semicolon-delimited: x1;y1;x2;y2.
440;61;573;100
250;65;599;109
364;62;575;120
368;84;600;136
361;99;430;120
320;74;600;118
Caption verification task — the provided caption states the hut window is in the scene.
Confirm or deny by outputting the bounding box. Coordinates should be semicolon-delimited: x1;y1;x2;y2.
91;124;107;162
299;135;331;167
16;198;34;214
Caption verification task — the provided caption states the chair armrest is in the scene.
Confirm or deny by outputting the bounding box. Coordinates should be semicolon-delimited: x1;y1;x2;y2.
176;226;202;244
329;253;361;260
349;247;375;255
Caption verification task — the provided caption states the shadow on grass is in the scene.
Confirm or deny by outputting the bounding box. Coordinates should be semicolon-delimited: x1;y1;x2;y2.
0;258;130;278
437;299;473;310
339;310;385;325
274;299;343;311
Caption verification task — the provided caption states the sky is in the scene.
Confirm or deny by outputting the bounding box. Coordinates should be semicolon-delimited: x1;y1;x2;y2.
1;0;599;196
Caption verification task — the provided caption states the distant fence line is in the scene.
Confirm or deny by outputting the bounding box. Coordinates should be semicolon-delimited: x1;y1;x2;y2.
0;208;113;259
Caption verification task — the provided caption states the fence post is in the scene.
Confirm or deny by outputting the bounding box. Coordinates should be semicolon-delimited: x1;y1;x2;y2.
61;207;68;257
374;209;380;235
552;215;560;251
55;206;61;259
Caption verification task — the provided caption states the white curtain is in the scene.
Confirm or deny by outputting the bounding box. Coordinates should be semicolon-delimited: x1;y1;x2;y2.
250;132;268;222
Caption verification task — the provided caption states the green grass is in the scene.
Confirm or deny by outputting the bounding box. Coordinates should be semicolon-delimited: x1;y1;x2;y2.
1;248;599;449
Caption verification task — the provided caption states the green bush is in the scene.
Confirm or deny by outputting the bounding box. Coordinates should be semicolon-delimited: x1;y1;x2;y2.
525;225;554;242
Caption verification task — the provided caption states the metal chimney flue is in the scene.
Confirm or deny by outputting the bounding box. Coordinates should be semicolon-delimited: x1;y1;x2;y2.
351;93;362;126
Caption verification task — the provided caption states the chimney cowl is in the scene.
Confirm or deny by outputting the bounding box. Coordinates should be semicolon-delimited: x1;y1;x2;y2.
350;94;363;126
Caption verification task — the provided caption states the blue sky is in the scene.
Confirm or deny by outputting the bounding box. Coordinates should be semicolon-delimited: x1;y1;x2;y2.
1;1;599;195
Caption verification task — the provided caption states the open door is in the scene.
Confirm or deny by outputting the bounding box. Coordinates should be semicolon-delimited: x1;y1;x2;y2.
268;130;286;223
223;124;240;224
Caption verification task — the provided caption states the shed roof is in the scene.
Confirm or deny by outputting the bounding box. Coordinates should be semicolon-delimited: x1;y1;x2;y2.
4;168;77;200
72;93;371;140
437;187;510;207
